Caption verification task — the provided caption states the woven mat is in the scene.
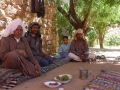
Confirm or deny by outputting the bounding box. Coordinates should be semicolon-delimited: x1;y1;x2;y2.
0;59;69;89
84;70;120;90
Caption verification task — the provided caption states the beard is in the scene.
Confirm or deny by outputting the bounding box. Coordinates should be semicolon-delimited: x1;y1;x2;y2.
77;37;84;40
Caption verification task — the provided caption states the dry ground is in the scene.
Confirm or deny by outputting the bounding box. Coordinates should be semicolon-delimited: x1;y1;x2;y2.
1;48;120;90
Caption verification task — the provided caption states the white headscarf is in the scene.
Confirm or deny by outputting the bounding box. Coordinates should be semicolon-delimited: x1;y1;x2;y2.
0;18;26;39
73;28;85;40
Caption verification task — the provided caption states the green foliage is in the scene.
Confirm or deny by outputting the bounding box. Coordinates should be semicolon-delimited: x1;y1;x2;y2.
105;0;120;6
53;11;73;44
86;26;97;47
47;0;120;47
74;0;92;18
52;1;74;44
90;0;120;48
104;35;120;46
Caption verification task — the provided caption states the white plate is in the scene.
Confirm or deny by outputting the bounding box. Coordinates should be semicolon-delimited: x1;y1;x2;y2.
44;81;61;88
54;74;72;83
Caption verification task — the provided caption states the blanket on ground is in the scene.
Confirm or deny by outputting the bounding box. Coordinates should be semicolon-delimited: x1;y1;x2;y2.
85;70;120;90
0;59;69;89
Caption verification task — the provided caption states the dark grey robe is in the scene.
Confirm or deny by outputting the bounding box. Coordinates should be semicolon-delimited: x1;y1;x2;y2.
25;34;45;61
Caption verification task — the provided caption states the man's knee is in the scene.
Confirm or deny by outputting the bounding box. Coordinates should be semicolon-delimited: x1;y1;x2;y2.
39;59;49;67
89;53;96;59
7;51;18;59
68;53;76;58
45;56;53;64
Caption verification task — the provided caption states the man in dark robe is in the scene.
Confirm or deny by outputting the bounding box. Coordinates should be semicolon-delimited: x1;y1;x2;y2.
25;22;53;67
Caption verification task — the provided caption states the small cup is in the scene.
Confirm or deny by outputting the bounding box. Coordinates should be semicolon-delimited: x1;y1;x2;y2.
59;88;64;90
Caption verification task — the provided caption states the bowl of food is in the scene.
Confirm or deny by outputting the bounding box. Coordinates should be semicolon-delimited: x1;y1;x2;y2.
44;81;61;88
54;74;72;83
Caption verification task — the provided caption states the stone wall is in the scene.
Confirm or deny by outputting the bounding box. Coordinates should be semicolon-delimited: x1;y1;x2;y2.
0;0;59;55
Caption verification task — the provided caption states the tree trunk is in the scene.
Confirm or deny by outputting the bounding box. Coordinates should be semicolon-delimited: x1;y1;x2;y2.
98;34;104;49
57;0;93;35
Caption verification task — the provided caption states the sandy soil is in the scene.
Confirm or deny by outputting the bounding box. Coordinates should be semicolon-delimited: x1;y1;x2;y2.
0;59;119;90
1;48;120;90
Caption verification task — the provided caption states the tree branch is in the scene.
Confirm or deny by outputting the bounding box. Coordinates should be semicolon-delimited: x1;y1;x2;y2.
57;6;79;29
57;7;70;19
82;0;93;33
69;0;81;25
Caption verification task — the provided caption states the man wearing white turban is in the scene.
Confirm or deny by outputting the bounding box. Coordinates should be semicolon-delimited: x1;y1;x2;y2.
68;29;96;62
0;18;40;76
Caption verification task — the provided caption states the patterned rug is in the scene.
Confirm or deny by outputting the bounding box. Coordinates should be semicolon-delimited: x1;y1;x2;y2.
84;70;120;90
0;59;69;89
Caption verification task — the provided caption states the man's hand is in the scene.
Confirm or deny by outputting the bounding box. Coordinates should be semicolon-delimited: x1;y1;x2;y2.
17;50;27;58
39;53;46;57
62;55;65;58
34;64;40;74
79;54;88;60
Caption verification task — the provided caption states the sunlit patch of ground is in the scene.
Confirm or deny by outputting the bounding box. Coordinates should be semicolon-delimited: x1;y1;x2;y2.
95;58;120;65
90;47;120;65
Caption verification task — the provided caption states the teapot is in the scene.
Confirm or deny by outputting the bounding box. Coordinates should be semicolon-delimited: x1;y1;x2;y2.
79;68;90;80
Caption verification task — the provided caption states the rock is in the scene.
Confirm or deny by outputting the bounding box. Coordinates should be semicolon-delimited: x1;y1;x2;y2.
0;20;6;28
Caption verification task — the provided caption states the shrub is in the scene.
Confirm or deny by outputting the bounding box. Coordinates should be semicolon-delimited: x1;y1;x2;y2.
104;35;120;46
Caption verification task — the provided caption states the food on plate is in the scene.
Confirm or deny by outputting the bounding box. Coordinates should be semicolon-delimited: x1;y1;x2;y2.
56;75;69;81
44;81;61;88
49;82;58;85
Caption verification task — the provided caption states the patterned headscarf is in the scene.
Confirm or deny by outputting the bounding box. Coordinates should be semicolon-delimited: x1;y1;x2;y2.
25;22;41;37
73;28;85;40
0;18;26;39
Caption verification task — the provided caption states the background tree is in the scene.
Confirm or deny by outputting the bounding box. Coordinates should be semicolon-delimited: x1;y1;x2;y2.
91;0;120;48
57;0;93;35
45;0;120;48
52;1;73;44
